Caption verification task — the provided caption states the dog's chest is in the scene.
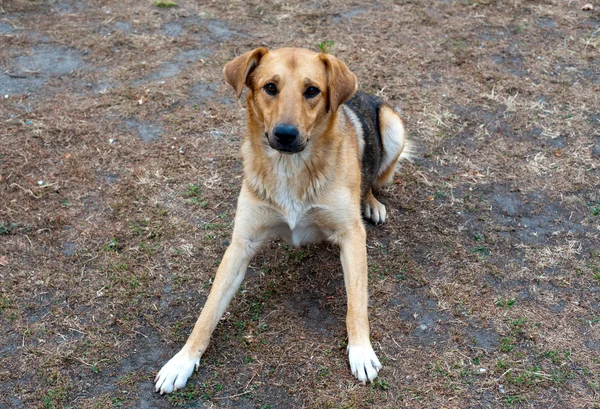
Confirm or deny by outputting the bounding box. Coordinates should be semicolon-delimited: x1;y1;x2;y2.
272;185;327;247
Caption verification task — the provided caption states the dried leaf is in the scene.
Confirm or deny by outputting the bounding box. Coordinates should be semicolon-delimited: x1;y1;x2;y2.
0;256;8;266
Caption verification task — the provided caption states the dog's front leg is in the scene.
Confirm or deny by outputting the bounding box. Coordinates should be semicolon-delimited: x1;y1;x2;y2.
155;215;266;394
339;223;382;383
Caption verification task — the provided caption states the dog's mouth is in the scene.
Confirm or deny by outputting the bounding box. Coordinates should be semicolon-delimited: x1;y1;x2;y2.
265;132;307;154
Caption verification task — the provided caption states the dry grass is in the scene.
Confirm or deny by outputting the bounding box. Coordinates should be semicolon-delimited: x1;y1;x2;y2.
1;0;600;408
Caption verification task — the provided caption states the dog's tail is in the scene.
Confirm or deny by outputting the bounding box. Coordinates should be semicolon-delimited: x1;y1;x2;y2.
399;135;417;163
375;105;416;186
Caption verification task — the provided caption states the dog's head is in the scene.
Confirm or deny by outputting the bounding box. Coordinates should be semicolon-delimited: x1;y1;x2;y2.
224;47;357;154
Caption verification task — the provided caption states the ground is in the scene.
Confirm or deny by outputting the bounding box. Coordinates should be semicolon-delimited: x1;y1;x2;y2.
0;0;599;408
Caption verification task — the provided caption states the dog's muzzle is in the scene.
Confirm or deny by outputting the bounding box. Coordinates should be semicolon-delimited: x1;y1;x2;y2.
269;124;306;154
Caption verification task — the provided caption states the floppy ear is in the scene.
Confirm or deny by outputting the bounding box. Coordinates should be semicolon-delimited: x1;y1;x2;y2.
319;53;358;112
223;47;269;99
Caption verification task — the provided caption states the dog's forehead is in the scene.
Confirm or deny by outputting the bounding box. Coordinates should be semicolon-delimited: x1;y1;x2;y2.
258;48;325;83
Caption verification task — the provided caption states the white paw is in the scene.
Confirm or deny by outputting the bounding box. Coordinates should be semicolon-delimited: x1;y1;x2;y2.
347;345;382;383
363;200;387;224
154;349;200;394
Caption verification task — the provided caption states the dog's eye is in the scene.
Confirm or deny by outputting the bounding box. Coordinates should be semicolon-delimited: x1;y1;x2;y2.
264;83;277;96
304;86;320;99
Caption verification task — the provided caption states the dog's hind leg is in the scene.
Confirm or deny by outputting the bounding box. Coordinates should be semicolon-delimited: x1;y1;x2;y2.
375;105;407;187
361;105;407;224
362;188;387;224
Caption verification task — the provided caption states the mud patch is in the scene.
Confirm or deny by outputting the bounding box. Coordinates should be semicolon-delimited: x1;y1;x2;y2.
60;241;77;256
15;46;86;75
113;21;132;33
125;119;163;143
460;184;593;247
490;53;528;77
332;8;368;24
1;45;87;95
537;18;556;29
135;381;173;409
54;0;88;14
585;340;600;350
467;325;499;350
190;82;232;106
592;136;600;157
119;334;164;374
100;172;120;185
133;49;210;84
161;18;247;42
0;21;14;33
204;20;244;42
162;22;183;37
395;290;450;346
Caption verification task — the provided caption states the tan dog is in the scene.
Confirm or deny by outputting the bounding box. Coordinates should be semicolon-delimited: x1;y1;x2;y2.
155;47;411;394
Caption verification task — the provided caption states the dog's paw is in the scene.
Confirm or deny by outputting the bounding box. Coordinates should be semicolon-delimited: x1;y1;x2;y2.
363;197;387;224
154;349;200;394
347;344;382;383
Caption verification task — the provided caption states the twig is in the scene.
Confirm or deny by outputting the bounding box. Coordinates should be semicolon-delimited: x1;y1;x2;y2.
132;329;148;338
213;389;253;400
4;70;27;79
495;367;513;382
244;373;257;390
391;337;403;349
10;183;40;198
495;367;553;383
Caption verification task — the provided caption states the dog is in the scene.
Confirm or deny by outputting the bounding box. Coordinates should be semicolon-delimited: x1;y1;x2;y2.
155;47;411;394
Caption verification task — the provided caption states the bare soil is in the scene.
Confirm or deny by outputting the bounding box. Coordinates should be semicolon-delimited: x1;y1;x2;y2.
1;0;599;408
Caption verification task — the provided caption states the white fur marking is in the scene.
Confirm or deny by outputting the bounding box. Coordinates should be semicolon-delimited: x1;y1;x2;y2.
347;344;382;383
363;198;386;224
154;349;200;394
342;105;365;161
267;152;328;247
378;109;406;177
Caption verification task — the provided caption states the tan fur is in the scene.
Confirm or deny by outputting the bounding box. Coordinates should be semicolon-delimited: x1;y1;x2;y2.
154;47;406;394
376;105;406;186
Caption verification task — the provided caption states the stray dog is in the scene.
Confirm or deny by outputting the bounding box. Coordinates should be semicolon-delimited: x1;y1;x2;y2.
155;47;411;394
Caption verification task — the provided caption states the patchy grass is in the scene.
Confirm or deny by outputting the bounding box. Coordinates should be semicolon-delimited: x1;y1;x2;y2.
154;0;177;8
318;40;335;54
183;184;208;208
1;0;599;408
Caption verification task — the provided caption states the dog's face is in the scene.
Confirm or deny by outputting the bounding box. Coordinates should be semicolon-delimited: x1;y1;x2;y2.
224;48;357;154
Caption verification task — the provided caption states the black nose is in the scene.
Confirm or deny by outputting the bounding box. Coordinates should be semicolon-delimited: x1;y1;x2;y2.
273;124;299;145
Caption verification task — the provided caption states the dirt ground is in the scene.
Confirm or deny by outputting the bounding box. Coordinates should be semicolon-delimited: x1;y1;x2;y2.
1;0;599;408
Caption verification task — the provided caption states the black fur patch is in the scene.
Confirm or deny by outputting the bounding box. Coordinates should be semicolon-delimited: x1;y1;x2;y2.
343;91;385;196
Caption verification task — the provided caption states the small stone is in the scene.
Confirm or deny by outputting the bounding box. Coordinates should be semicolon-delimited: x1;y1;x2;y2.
582;3;594;10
